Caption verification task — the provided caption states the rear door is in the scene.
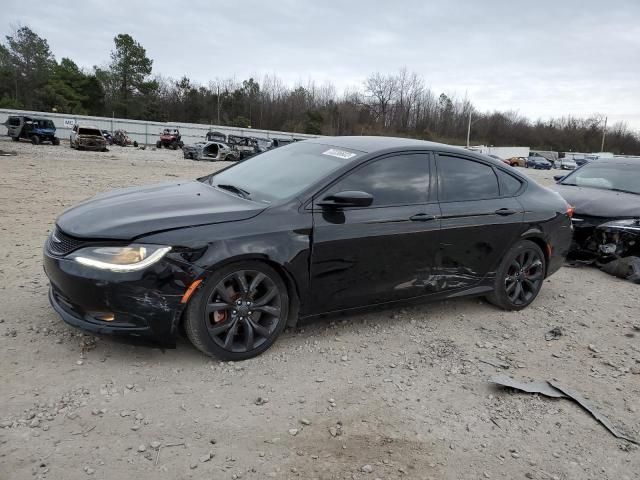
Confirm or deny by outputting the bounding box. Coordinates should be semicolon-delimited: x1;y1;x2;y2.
309;152;441;313
434;154;525;291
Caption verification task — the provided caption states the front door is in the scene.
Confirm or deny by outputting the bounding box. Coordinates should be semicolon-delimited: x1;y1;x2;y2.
310;153;441;313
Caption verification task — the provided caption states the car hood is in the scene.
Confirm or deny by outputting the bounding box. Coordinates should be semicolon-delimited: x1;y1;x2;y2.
550;184;640;218
57;180;266;240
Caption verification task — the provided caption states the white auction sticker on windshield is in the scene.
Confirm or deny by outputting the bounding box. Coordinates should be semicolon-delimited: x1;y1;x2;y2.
322;148;357;160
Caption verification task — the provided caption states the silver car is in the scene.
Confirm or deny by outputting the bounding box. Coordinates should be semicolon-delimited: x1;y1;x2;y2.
182;141;239;161
554;157;577;170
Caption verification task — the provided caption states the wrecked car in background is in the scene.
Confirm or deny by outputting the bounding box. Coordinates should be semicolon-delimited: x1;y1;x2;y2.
70;125;108;151
551;157;640;283
206;130;227;143
111;130;138;147
227;135;260;160
182;141;238;161
5;115;60;145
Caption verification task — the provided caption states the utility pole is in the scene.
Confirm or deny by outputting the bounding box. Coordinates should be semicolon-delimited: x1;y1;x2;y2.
217;86;221;126
600;116;607;152
466;109;472;147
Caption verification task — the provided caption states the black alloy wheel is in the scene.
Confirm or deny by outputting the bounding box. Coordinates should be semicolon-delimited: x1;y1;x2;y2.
486;240;546;310
504;249;544;306
184;262;289;360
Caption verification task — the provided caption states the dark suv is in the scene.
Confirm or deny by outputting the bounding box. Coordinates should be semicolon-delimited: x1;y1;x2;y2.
5;115;60;145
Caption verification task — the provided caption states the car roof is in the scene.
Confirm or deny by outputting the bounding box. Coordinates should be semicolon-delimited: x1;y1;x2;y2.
303;136;511;169
305;135;451;153
78;125;100;129
588;156;640;165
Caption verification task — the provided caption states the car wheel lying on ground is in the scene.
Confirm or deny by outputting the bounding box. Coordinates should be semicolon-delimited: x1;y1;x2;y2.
43;136;573;359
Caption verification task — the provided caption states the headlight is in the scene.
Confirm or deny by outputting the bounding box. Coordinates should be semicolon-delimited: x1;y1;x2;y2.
68;244;171;272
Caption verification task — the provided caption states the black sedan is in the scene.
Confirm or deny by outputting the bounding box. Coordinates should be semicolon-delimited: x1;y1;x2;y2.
551;156;640;261
44;137;573;360
526;156;553;170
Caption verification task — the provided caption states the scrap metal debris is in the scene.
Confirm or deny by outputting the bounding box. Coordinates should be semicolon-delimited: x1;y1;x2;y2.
545;327;563;341
0;150;18;156
600;256;640;284
490;375;639;445
490;375;565;398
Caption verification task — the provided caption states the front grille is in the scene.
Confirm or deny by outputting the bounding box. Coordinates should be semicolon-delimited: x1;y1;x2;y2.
46;227;88;256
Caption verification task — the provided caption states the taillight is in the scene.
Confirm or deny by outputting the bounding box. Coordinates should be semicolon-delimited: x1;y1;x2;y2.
566;204;574;218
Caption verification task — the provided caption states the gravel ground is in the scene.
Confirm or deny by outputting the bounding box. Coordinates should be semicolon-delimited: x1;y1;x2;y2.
0;138;638;480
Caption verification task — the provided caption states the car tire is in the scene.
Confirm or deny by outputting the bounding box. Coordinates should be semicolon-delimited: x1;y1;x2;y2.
31;135;40;145
184;261;290;360
156;141;162;148
11;136;19;142
485;240;546;311
52;137;60;146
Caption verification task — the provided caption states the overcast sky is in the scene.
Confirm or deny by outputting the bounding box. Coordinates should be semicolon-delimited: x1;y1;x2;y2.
3;0;639;129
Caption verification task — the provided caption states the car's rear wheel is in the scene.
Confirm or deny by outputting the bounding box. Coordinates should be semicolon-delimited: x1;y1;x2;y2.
184;261;289;360
486;240;545;310
11;136;19;142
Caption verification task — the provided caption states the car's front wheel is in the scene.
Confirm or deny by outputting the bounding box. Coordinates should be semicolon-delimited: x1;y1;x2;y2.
486;240;545;310
184;261;289;360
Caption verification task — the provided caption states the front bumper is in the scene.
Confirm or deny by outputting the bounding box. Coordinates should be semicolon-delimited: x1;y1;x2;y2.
44;250;203;345
78;140;107;150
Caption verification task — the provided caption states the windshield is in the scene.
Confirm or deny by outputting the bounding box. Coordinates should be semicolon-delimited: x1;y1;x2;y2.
210;142;362;202
78;128;102;136
36;120;54;129
561;162;640;194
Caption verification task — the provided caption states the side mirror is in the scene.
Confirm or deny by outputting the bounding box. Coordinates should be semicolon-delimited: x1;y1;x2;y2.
317;191;373;208
553;175;565;182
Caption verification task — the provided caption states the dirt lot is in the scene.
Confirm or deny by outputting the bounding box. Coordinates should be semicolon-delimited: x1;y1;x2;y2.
0;138;638;480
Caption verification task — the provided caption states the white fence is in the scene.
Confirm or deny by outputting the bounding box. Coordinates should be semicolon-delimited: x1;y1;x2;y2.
0;108;321;146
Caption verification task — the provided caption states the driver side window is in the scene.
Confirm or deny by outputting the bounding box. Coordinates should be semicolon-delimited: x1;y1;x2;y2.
328;154;429;207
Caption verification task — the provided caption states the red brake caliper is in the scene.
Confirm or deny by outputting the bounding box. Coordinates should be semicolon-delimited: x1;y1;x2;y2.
212;288;239;323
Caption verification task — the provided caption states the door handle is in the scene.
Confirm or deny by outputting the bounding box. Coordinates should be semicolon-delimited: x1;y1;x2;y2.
410;213;437;222
495;208;518;216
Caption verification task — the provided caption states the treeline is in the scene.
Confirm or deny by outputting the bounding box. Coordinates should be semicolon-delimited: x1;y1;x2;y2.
1;26;639;154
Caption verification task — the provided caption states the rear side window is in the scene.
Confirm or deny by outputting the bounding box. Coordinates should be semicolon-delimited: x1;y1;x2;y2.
438;155;499;202
8;117;20;126
330;154;429;206
497;169;523;196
